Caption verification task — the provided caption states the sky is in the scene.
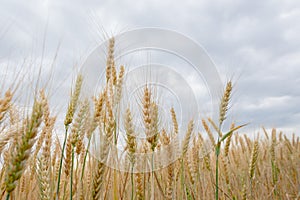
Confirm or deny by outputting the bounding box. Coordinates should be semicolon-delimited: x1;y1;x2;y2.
0;0;299;136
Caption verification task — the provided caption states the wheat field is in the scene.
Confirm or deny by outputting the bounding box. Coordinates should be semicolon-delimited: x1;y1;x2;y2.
0;37;299;200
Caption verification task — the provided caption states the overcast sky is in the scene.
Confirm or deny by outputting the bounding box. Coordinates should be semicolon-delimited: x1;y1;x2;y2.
0;0;299;136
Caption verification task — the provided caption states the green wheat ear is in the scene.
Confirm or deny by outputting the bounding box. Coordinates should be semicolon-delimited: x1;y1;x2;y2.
5;100;43;198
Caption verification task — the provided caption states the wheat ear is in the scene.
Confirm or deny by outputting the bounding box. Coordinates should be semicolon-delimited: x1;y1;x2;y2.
5;100;43;197
219;81;232;127
0;90;13;122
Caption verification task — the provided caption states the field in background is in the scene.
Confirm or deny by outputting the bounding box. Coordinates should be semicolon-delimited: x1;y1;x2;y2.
0;38;299;200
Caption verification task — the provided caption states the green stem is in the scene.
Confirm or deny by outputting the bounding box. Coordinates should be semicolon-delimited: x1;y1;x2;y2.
81;135;92;181
6;193;10;200
56;127;69;200
215;139;220;200
151;152;155;200
70;146;75;200
131;165;134;200
181;158;185;199
215;154;219;200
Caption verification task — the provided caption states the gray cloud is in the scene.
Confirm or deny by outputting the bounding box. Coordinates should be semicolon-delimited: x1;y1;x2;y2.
0;0;299;134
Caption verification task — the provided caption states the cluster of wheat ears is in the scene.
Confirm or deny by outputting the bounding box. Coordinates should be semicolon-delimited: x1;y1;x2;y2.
0;37;299;200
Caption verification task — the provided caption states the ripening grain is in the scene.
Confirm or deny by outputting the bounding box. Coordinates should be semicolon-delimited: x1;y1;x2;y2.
0;38;299;200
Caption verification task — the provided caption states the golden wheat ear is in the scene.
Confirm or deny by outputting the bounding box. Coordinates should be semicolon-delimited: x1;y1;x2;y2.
106;37;115;83
64;74;83;127
219;81;232;127
124;108;137;165
5;100;43;196
0;90;13;122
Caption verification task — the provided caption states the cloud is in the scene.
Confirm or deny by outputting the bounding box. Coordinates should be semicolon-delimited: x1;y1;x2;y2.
0;0;299;134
